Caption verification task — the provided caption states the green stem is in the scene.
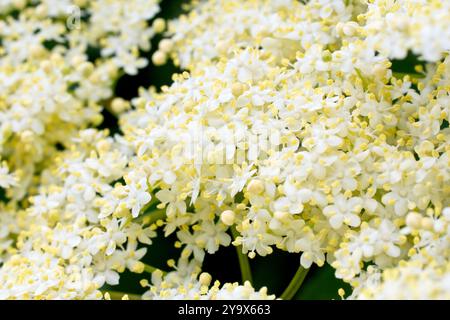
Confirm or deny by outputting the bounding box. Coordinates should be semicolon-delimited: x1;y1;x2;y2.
231;226;253;284
355;68;368;91
143;263;167;275
124;194;162;227
140;196;160;215
103;291;141;300
135;208;166;224
392;71;424;79
280;265;310;300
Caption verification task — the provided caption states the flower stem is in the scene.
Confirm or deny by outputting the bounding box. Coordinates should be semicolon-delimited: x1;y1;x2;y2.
135;208;166;225
143;263;167;275
103;291;141;300
140;196;160;215
355;68;368;90
392;71;424;79
231;226;253;284
280;265;310;300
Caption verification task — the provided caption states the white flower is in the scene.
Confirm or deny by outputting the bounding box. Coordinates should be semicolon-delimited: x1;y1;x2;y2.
0;162;17;189
124;241;147;273
323;195;363;229
122;176;152;218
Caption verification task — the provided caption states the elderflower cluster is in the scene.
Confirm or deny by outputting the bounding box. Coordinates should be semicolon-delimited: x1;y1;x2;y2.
0;0;160;266
161;0;364;69
0;0;160;198
0;129;156;299
123;0;450;298
0;0;449;300
360;0;450;62
349;207;450;299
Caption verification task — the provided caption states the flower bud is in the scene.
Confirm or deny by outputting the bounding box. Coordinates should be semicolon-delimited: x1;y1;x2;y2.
231;83;245;97
220;210;235;226
247;179;265;194
159;39;174;53
152;18;166;33
406;212;422;229
152;50;167;66
199;272;212;286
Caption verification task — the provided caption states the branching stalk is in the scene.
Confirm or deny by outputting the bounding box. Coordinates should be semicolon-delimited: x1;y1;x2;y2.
231;226;253;284
103;291;142;300
280;265;310;300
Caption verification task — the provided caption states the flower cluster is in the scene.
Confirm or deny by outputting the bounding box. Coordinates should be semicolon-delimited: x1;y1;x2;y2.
158;0;361;68
349;208;450;299
0;129;153;299
0;0;160;267
0;0;449;300
0;0;160;197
